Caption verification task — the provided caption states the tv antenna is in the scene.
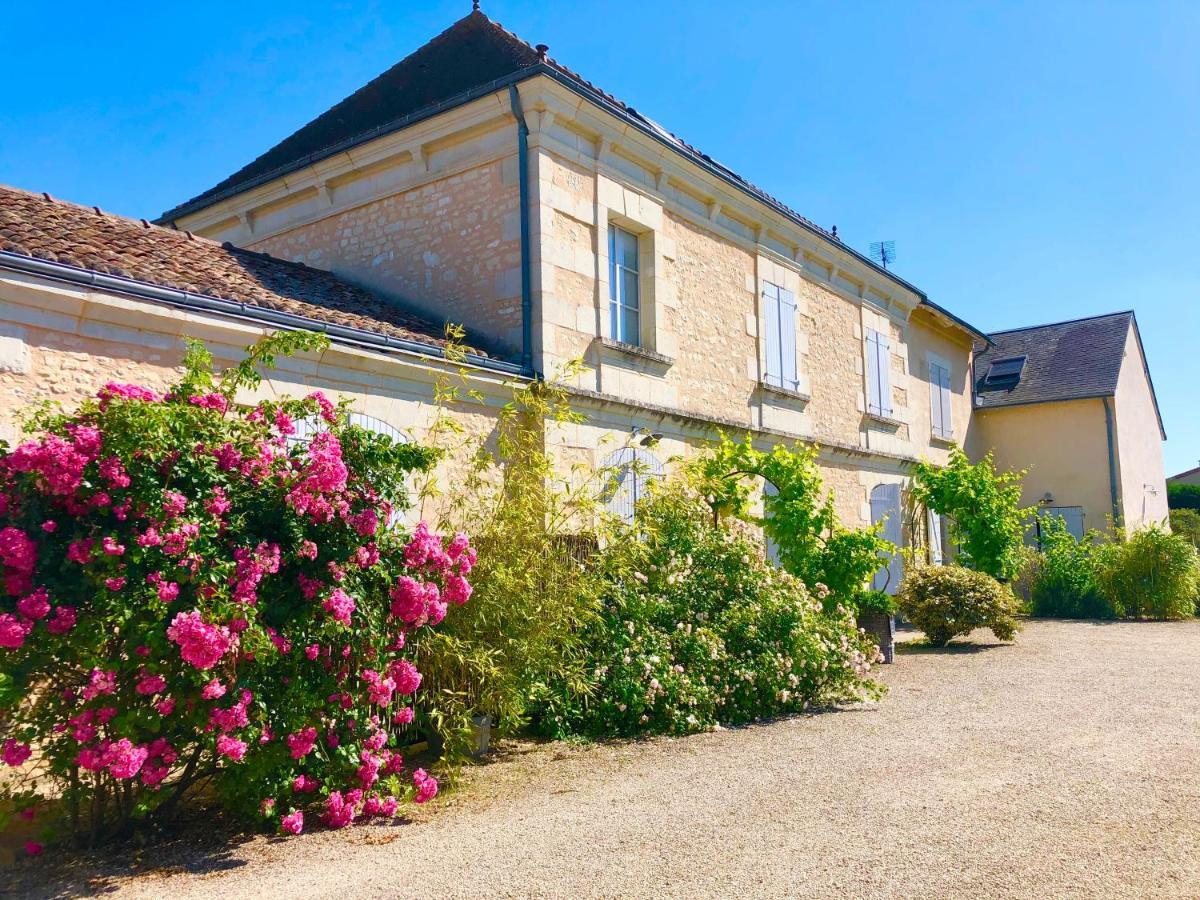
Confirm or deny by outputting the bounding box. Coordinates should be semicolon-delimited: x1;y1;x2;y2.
869;240;896;269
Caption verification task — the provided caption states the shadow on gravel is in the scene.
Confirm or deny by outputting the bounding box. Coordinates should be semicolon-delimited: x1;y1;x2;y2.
4;816;256;900
895;640;1007;655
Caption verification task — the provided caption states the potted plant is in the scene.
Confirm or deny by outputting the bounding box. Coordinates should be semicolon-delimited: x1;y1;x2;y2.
855;590;898;664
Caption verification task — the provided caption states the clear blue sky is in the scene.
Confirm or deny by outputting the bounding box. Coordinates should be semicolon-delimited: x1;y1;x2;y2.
3;1;1197;472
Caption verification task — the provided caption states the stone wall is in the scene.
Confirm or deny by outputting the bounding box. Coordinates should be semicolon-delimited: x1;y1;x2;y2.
0;275;506;525
247;158;523;361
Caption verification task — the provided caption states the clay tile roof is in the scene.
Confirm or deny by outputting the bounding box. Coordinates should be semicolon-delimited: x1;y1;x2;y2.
0;184;463;354
974;311;1134;409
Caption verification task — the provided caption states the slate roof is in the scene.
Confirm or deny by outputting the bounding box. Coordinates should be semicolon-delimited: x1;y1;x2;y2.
0;184;461;354
155;10;949;320
163;11;543;219
974;311;1134;409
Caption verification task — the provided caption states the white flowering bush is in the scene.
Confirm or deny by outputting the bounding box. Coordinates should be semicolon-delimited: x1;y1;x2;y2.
534;483;883;738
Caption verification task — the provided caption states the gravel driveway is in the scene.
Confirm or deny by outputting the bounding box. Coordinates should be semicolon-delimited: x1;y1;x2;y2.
18;620;1200;899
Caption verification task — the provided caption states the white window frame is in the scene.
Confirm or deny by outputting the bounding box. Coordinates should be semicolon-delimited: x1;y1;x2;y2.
928;353;954;439
289;412;414;526
865;327;893;418
762;281;799;392
608;225;641;346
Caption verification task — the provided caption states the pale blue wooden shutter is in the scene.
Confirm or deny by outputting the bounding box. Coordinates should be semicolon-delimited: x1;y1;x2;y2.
602;448;664;524
779;287;798;391
866;329;892;416
876;331;892;416
930;361;952;438
602;447;637;523
762;283;781;387
938;365;953;438
870;482;904;593
764;480;781;565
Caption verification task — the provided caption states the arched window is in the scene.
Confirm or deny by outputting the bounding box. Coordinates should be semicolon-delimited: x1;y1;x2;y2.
288;411;414;526
869;482;904;593
600;447;665;523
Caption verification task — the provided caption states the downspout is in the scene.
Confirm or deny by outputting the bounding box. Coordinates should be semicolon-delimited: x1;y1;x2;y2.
508;84;535;377
1102;397;1121;529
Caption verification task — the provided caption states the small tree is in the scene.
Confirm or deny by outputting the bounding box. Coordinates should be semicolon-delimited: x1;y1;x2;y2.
413;364;604;760
910;449;1028;581
691;436;889;606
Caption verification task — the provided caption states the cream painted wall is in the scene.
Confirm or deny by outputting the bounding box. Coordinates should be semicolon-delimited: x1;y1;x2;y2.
1112;324;1169;529
973;398;1116;535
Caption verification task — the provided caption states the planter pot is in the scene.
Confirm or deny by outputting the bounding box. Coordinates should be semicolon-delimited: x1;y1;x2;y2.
470;714;492;757
858;611;896;664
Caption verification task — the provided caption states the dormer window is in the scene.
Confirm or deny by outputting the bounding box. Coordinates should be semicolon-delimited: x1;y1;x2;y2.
983;355;1027;388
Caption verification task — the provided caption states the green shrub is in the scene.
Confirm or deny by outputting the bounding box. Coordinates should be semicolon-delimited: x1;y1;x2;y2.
1169;508;1200;547
534;482;883;739
1029;515;1114;619
414;371;602;760
1167;483;1200;510
1008;544;1043;610
854;589;899;617
897;565;1021;647
1093;526;1199;620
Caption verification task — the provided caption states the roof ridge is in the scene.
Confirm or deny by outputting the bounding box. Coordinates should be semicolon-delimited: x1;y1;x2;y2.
0;183;215;248
986;309;1134;337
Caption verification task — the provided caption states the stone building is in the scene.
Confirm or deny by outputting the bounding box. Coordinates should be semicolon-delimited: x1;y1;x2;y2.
0;8;1168;578
157;9;984;543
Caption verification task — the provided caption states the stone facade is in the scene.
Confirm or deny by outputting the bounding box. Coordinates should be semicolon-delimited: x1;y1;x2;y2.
166;74;982;536
0;270;509;526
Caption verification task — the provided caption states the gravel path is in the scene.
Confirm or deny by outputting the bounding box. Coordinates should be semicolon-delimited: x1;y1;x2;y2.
18;620;1200;899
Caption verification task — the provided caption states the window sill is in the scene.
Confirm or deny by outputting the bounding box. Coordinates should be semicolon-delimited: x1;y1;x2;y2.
930;433;957;447
864;410;905;429
758;381;811;404
596;338;674;368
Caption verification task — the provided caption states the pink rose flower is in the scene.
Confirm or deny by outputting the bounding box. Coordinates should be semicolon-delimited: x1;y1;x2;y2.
280;809;304;835
216;734;247;762
3;739;32;767
412;768;438;804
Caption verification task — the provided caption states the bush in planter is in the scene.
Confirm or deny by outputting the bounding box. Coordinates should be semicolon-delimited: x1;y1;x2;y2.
1093;526;1199;620
0;334;474;845
897;565;1021;647
534;480;883;739
1029;515;1113;619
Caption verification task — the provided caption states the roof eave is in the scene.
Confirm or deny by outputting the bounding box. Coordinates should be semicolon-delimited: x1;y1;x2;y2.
159;64;935;306
1127;312;1167;441
0;250;524;378
974;391;1116;412
917;299;992;346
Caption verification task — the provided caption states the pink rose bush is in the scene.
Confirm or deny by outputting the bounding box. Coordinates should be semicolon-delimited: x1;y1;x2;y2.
0;335;470;843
